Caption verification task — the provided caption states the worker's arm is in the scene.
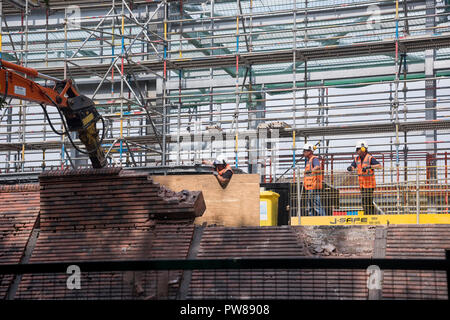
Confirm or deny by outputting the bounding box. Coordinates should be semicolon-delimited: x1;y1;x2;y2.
214;174;231;189
306;157;321;174
363;157;383;171
347;160;357;172
202;159;213;166
213;170;232;189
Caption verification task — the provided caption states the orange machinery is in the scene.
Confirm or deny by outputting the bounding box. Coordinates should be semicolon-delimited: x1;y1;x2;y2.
0;59;106;168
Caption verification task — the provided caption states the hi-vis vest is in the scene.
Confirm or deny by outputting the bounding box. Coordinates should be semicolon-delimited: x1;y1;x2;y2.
355;154;376;189
218;164;233;177
304;156;323;190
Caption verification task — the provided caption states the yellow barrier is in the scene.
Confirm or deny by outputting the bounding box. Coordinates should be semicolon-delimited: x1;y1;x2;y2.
290;214;450;226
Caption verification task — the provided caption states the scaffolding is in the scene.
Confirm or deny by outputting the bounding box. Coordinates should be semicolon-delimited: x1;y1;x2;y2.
0;0;449;186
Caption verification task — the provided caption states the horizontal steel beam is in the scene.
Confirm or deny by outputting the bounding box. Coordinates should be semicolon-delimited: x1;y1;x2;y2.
0;134;167;152
167;119;450;142
166;34;450;70
33;34;450;79
1;118;449;153
171;0;426;32
0;255;449;273
166;60;450;90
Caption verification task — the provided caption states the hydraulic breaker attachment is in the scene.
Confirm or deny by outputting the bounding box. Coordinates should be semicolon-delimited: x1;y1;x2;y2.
64;95;107;168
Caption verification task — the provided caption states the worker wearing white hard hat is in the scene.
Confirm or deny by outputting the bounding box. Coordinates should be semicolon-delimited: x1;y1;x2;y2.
202;154;234;189
302;143;326;216
213;154;227;166
347;140;382;215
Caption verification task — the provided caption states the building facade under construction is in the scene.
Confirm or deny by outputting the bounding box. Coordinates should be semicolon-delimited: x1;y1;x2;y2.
0;0;450;303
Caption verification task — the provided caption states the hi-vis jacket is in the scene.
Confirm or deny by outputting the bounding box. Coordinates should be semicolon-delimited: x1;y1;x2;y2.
355;154;376;189
304;155;323;190
218;164;233;177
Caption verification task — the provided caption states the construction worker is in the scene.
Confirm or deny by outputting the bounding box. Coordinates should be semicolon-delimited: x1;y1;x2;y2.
347;141;383;215
303;143;326;216
202;154;233;189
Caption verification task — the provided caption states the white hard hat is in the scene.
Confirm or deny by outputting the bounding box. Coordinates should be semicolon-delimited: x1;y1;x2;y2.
356;140;368;149
213;154;227;165
303;143;314;152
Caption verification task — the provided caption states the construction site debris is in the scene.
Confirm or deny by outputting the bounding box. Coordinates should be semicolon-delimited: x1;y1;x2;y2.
297;225;375;257
38;168;206;231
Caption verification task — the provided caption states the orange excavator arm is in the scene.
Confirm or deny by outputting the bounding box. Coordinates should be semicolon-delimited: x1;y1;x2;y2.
0;59;107;168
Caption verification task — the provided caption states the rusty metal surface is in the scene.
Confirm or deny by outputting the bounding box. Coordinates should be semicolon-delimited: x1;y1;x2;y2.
187;226;369;300
39;169;206;231
0;185;40;299
383;225;450;300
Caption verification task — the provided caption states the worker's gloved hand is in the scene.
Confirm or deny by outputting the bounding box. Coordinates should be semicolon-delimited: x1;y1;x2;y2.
347;166;353;172
213;171;219;176
362;165;371;172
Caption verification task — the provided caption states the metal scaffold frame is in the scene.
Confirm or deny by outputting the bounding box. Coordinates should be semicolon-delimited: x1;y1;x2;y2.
0;0;166;170
0;0;448;187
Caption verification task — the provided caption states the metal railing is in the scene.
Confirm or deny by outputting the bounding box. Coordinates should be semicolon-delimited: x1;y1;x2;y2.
292;166;450;217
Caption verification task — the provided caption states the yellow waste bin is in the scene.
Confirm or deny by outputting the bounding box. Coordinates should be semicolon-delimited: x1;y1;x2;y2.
260;191;280;226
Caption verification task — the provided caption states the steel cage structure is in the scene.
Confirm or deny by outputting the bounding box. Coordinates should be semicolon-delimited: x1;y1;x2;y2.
0;0;449;187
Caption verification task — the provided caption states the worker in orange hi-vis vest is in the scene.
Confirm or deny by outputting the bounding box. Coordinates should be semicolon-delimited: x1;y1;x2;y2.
303;143;326;216
347;141;383;215
202;154;234;189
